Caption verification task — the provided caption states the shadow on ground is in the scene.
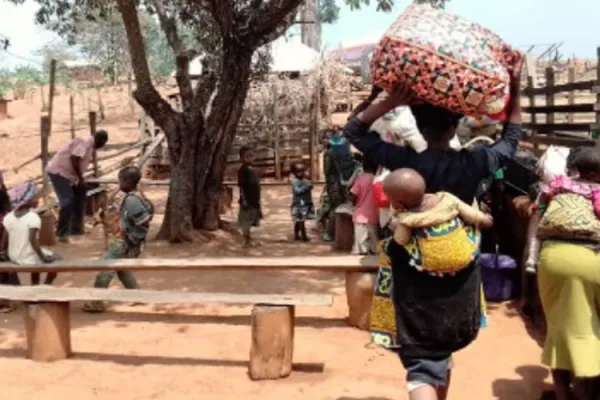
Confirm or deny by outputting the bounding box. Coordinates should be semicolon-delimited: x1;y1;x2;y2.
492;365;551;400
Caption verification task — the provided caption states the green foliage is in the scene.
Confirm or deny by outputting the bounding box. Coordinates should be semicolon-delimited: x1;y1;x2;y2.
320;0;341;23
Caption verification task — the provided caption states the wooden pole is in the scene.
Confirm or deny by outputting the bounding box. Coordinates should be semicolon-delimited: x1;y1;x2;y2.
96;86;105;121
545;67;555;135
89;111;99;178
69;95;75;139
308;83;319;181
47;59;56;135
40;116;51;201
567;66;576;124
595;47;600;145
527;76;537;147
272;86;281;180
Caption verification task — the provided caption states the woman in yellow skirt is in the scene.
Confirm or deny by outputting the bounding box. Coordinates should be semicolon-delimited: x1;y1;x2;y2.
526;148;600;400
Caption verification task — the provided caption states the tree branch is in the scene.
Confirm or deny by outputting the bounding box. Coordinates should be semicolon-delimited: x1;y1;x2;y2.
241;0;304;41
116;0;177;131
152;0;183;55
204;0;234;37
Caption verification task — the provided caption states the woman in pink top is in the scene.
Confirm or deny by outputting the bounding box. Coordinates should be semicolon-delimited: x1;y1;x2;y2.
350;158;379;255
46;131;108;242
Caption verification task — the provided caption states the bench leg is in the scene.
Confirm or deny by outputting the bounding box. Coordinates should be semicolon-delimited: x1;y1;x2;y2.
23;302;71;362
345;271;377;331
249;304;295;380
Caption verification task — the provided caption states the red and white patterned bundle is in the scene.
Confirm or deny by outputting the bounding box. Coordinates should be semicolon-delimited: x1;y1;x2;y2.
370;4;519;119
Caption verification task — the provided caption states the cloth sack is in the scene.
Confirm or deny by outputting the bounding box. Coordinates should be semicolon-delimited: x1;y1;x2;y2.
538;193;600;242
370;106;461;151
536;145;570;183
370;4;518;118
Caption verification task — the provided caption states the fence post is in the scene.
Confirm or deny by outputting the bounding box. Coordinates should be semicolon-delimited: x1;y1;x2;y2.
567;66;575;124
545;67;555;135
88;111;99;178
69;95;75;139
40;116;50;202
272;86;281;181
527;76;537;147
308;82;320;181
47;59;56;136
595;47;600;145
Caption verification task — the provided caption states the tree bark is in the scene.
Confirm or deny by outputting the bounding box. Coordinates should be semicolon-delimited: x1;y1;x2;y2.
191;44;253;230
117;0;304;241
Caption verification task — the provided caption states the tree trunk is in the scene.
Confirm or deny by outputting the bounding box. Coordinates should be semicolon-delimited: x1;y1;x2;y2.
191;45;254;231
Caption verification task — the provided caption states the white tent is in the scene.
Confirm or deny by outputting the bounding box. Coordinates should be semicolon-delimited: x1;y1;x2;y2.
173;38;351;77
269;39;321;73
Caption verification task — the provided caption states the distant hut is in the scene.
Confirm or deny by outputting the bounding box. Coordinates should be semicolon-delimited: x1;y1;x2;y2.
63;60;103;83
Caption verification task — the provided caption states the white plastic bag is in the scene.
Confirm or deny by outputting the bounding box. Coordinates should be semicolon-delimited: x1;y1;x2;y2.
370;106;461;151
537;145;570;183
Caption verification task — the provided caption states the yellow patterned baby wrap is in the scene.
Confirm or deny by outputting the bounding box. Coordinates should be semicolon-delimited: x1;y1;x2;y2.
405;219;480;275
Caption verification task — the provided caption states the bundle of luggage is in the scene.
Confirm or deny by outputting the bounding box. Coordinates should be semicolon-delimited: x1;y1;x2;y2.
370;4;520;119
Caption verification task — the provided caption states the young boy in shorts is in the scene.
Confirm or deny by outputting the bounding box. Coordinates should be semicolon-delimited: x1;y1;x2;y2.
83;166;153;313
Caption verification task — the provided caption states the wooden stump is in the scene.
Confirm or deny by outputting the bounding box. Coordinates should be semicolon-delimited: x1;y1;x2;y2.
345;272;377;331
334;209;354;252
23;302;71;362
249;304;295;380
39;210;56;247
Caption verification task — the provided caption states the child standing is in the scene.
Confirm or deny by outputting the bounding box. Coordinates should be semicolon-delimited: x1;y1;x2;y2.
0;174;19;312
83;166;153;313
0;182;57;285
350;158;379;255
290;162;314;242
238;146;262;248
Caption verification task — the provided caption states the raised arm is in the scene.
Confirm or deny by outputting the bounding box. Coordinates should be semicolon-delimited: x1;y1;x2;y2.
468;54;525;175
343;86;416;171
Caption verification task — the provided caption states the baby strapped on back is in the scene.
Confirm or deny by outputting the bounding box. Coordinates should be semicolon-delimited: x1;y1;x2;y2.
383;169;493;276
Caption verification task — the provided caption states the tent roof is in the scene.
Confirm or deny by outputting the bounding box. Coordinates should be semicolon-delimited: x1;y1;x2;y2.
174;38;351;77
269;39;321;72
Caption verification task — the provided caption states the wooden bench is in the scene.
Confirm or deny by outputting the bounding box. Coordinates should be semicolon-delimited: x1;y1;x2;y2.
0;256;380;331
1;285;332;380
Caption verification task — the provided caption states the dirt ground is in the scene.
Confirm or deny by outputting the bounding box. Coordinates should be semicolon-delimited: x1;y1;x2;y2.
0;185;550;400
0;90;550;399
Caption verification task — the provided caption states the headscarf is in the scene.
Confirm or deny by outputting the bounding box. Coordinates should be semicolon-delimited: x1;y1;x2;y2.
8;181;37;209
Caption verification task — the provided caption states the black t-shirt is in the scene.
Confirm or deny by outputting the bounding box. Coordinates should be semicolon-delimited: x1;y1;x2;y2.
238;165;261;208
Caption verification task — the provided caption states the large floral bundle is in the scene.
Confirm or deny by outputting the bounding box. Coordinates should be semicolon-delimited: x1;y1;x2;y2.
371;4;518;119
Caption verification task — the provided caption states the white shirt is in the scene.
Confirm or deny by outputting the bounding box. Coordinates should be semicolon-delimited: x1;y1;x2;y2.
2;210;43;265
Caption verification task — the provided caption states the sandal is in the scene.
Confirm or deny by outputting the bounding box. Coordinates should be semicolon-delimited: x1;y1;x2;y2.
82;301;107;313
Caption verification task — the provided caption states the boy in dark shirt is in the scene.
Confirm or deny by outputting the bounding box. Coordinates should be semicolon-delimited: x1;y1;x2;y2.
83;166;154;313
238;146;262;247
344;55;524;400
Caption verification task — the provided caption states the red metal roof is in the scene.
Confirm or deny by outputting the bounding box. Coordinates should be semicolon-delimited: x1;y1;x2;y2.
330;43;376;64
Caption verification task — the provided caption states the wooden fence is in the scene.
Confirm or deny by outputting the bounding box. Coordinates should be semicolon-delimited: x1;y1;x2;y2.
522;47;600;148
141;82;324;182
